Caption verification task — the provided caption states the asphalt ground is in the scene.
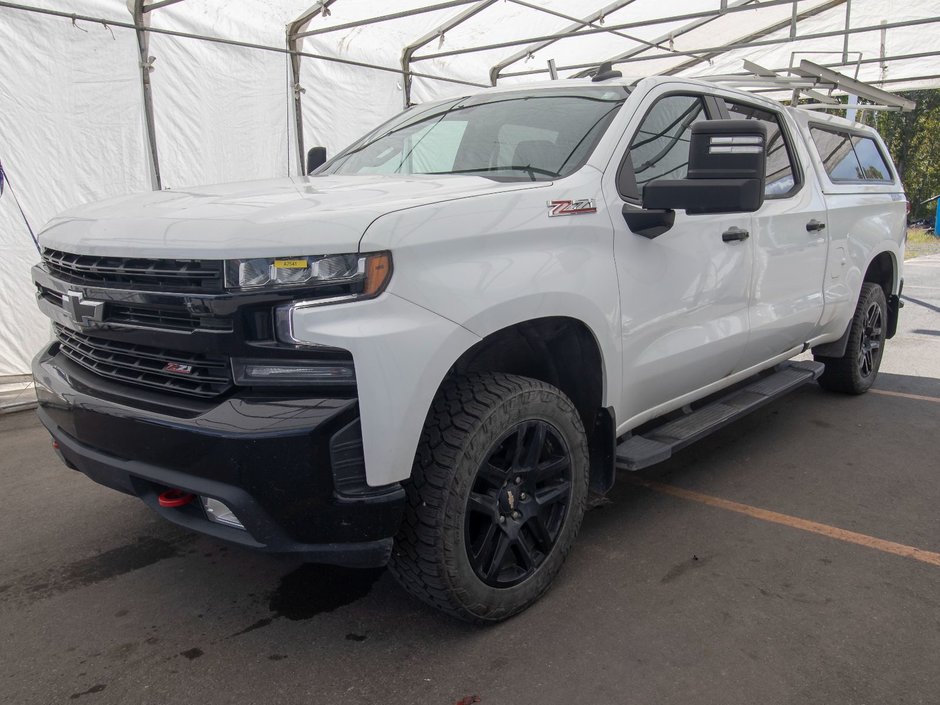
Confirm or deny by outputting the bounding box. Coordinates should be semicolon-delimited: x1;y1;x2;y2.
2;256;939;705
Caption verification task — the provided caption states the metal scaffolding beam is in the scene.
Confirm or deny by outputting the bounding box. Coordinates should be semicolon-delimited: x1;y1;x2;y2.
488;0;642;86
142;0;184;12
411;0;802;63
499;15;940;79
401;0;499;108
132;0;162;190
661;0;845;76
506;0;668;53
295;0;483;39
571;0;759;79
287;1;340;175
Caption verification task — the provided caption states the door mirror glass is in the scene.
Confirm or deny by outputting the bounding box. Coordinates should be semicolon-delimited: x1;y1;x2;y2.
643;120;768;214
306;146;327;174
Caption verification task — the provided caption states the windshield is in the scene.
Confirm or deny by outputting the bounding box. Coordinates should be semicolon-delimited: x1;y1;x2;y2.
321;87;629;182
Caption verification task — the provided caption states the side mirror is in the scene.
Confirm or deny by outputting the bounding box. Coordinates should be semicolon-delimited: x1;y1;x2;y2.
643;120;768;214
306;146;327;174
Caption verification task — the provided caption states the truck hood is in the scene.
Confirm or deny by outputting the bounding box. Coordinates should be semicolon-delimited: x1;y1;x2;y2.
39;174;549;258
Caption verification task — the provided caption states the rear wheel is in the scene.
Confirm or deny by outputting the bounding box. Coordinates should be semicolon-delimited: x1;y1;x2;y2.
389;372;589;623
815;282;887;394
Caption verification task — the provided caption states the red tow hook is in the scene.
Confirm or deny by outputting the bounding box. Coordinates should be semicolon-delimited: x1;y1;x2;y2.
158;489;195;508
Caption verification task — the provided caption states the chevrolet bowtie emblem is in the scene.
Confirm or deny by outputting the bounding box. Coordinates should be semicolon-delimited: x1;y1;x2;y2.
62;291;105;326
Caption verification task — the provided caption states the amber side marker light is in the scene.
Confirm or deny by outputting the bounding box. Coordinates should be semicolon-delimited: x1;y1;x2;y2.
363;252;392;297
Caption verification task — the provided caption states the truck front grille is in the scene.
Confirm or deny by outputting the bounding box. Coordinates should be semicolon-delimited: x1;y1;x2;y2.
36;284;232;333
55;325;233;398
42;249;224;293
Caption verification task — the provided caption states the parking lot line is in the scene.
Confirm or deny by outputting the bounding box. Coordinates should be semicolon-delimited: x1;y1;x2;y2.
870;388;940;404
628;478;940;568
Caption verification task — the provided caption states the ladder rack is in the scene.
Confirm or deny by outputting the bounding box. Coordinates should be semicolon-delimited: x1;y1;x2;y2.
700;59;916;115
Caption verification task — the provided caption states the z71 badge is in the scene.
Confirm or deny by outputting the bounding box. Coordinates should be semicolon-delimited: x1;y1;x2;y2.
547;199;597;217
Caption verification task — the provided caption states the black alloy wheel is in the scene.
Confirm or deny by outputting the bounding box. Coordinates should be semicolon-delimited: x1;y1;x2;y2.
465;420;573;588
858;300;884;379
389;372;589;623
816;282;888;394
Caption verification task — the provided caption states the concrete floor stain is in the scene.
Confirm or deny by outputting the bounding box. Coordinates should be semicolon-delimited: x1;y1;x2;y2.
2;536;188;607
269;564;384;620
70;684;106;700
230;617;273;637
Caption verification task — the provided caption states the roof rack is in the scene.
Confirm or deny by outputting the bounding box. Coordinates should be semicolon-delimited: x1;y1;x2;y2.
702;59;916;114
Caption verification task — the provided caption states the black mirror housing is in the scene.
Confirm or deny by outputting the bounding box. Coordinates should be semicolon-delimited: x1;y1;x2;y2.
644;178;764;215
642;120;768;214
306;146;327;174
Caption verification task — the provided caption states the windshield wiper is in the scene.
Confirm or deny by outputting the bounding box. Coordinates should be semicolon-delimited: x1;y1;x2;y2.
425;166;560;181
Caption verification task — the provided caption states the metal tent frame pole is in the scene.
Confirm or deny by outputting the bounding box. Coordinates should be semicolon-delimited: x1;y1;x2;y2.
287;1;340;176
132;1;172;190
660;0;846;76
401;0;499;109
569;0;760;79
411;0;805;64
497;15;940;79
488;0;643;86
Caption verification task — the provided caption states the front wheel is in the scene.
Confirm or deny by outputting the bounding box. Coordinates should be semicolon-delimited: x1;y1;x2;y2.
389;372;589;623
815;282;887;394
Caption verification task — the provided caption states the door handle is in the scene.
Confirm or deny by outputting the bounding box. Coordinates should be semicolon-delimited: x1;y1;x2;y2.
722;226;749;242
806;219;826;232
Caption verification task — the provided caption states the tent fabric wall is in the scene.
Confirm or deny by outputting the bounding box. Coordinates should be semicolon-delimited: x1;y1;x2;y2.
0;2;148;378
1;0;939;380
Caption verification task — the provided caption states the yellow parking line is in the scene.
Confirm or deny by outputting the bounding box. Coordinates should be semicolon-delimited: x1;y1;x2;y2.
628;478;940;568
870;388;940;404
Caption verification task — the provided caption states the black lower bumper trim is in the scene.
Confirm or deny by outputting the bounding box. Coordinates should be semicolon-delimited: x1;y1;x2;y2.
42;411;395;568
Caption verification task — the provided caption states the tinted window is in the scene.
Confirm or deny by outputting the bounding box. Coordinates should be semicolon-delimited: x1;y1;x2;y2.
628;95;706;195
726;101;797;196
810;126;892;183
324;87;628;181
851;135;891;181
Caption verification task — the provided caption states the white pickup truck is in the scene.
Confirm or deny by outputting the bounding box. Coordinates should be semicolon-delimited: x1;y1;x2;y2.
32;74;906;623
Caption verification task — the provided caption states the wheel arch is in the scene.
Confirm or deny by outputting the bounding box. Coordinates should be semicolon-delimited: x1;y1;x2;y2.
863;250;901;339
816;249;900;358
443;316;616;497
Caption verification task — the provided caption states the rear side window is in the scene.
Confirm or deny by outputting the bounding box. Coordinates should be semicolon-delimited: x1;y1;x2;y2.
725;101;798;196
628;95;707;194
809;126;893;183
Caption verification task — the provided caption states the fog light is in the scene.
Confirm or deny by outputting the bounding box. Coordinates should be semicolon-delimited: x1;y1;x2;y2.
232;358;355;386
202;497;245;530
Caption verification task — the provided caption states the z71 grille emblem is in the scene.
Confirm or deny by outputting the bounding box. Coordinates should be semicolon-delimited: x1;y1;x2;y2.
163;362;194;375
547;199;597;217
62;291;105;326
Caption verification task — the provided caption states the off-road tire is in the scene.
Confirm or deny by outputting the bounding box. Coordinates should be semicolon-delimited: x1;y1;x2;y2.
815;282;887;394
389;372;589;623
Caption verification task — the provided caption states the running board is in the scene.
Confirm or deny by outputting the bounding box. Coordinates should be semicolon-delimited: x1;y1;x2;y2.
616;361;824;471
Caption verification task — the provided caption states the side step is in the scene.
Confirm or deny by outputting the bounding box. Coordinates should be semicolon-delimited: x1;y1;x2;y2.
616;360;824;471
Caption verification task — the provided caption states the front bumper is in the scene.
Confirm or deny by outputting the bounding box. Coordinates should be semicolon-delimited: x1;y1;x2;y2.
33;346;406;568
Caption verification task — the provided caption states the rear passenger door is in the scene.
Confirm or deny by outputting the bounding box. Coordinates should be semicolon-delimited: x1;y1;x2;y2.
722;99;830;370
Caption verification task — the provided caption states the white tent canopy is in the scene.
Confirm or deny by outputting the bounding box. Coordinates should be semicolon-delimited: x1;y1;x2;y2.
1;0;938;382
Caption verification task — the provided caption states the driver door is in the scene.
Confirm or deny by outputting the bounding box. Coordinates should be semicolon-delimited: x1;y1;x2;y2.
604;89;754;427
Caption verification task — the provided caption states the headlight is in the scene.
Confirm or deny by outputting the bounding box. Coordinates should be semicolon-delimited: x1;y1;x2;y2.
224;251;392;298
